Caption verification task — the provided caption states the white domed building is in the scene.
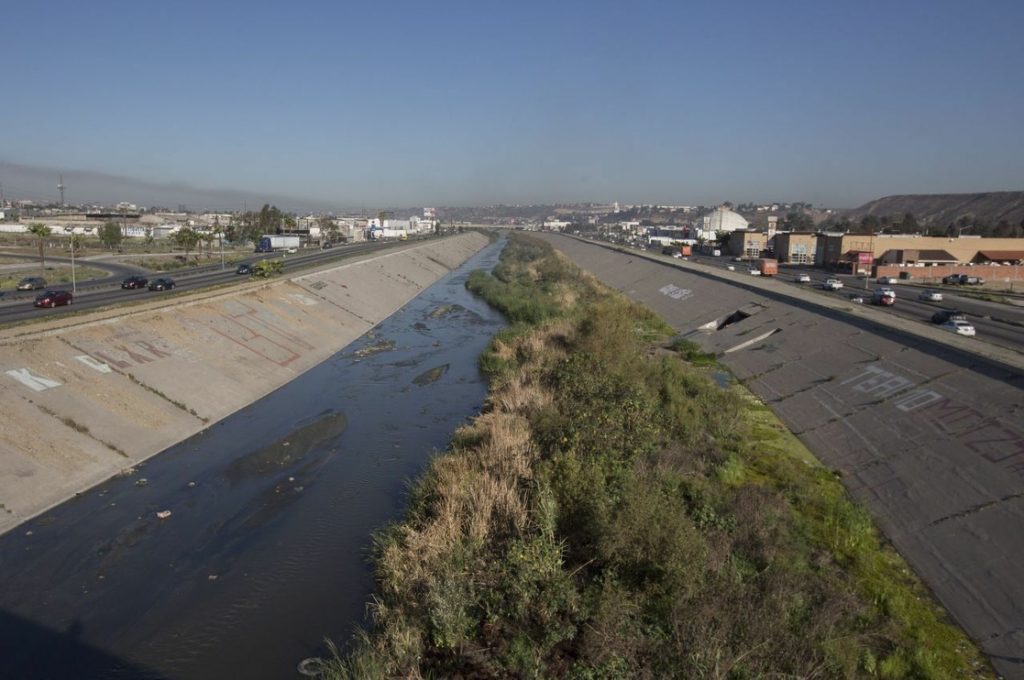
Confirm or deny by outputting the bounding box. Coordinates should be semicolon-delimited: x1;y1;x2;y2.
698;206;748;240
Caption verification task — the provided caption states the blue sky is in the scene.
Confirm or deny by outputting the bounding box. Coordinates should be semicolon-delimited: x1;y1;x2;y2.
2;0;1022;210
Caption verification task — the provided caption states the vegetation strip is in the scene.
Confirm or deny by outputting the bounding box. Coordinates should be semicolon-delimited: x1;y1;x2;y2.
325;233;992;679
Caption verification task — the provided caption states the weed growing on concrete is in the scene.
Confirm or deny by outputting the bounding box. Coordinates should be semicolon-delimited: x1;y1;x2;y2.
126;373;204;421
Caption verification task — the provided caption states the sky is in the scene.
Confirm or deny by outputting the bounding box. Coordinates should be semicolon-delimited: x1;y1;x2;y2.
2;0;1022;211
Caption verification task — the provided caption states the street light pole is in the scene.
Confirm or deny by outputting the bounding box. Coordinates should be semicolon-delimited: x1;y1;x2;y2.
70;234;77;294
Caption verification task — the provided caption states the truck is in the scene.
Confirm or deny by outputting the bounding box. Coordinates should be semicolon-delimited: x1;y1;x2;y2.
368;227;408;241
255;234;301;253
756;258;779;276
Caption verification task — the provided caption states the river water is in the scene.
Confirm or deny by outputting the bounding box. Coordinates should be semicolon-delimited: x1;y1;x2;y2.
0;239;507;680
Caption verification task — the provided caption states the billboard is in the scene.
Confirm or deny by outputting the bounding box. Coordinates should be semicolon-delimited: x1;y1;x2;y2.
857;251;873;264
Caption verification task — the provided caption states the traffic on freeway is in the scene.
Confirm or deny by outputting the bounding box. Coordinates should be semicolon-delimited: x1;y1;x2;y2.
654;248;1024;353
0;239;408;325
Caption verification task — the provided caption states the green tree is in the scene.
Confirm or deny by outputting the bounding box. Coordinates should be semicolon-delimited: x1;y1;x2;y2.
319;215;340;244
98;221;123;250
860;215;880;233
143;227;155;250
27;223;51;272
786;211;814;230
901;212;918;232
173;227;201;261
251;259;284;278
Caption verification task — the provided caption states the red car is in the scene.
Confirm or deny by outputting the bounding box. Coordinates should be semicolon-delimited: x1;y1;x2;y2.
33;290;73;308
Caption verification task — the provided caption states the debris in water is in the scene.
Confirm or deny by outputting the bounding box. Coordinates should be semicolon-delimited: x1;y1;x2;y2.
135;478;148;487
208;574;218;581
156;510;172;519
187;481;196;487
354;339;396;357
297;657;326;677
412;363;449;386
24;530;32;537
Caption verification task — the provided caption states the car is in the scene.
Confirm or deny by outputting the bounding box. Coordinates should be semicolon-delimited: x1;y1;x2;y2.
941;319;976;337
33;289;73;308
848;294;865;303
732;256;744;262
957;274;984;285
748;268;761;276
823;278;844;291
148;277;176;291
285;247;298;254
235;263;253;275
872;288;896;306
877;276;898;285
121;275;149;289
942;274;962;285
918;289;943;302
726;265;736;271
796;273;811;283
931;309;966;324
17;277;47;291
321;242;334;250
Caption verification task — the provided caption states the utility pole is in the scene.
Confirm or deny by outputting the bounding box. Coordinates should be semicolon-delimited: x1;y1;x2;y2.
70;234;77;294
58;175;65;207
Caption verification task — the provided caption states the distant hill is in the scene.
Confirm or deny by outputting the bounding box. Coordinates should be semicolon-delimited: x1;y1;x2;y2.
849;191;1024;230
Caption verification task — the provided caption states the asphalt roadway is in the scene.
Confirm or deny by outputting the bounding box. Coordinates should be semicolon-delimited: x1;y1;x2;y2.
541;234;1024;679
0;241;400;324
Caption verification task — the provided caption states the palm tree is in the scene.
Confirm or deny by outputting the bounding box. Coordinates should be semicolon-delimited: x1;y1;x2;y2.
28;223;51;273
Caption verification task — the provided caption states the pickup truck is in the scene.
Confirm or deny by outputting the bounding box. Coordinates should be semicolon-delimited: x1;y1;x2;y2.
823;278;844;291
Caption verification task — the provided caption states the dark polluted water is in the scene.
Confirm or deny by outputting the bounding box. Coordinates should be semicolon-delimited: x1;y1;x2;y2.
0;239;507;680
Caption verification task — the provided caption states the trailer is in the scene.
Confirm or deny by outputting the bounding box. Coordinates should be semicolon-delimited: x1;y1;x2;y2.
255;234;301;253
368;227;408;241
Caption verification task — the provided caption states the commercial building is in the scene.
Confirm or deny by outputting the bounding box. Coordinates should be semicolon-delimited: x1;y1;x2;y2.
697;206;748;240
773;231;817;264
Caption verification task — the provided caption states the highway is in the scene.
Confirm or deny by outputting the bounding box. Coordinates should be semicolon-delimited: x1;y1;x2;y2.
0;240;405;325
671;250;1024;353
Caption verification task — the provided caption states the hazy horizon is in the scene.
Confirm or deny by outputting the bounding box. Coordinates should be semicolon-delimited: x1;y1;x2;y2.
3;1;1022;211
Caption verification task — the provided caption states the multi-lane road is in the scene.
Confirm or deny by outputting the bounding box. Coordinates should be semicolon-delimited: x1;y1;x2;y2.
0;240;403;325
673;250;1024;353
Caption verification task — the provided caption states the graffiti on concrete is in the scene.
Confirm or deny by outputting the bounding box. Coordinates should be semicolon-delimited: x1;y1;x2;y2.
840;364;1024;477
6;369;61;392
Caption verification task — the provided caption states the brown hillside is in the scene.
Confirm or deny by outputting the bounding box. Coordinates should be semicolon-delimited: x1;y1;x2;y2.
849;191;1024;228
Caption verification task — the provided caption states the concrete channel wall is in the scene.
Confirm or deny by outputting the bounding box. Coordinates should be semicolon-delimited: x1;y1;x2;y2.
0;232;491;535
540;234;1024;678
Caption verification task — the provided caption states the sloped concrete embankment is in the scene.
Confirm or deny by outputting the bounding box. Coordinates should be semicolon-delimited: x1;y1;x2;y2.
0;233;490;535
539;233;1024;678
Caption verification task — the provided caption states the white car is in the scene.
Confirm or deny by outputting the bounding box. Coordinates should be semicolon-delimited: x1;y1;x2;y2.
823;278;844;291
918;289;943;302
878;276;899;285
942;319;976;337
749;268;761;276
286;247;298;254
796;273;811;283
726;265;736;271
